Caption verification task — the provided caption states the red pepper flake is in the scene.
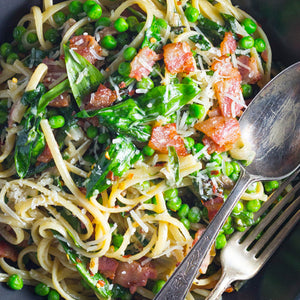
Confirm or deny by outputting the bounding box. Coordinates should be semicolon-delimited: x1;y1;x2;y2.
106;170;117;181
123;254;132;258
128;173;134;179
97;280;106;288
105;151;110;160
119;81;126;89
210;170;220;176
76;257;82;263
128;89;135;96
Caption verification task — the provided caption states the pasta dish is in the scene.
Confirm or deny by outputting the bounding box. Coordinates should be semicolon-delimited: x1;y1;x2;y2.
0;0;274;299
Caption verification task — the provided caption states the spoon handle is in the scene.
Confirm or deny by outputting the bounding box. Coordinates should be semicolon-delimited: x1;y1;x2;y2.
154;170;254;300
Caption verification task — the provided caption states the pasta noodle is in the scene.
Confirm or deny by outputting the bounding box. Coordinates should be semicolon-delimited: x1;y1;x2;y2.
0;0;275;299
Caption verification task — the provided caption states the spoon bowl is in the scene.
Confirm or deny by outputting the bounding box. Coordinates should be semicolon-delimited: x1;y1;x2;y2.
154;62;300;300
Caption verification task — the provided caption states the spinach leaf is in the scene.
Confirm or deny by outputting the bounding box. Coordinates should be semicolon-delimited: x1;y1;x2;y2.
168;146;181;186
37;79;70;114
64;45;104;108
15;84;47;178
24;48;47;68
197;14;226;46
189;34;211;51
52;231;112;299
77;98;151;142
85;135;140;198
136;84;201;120
221;13;238;35
141;16;162;50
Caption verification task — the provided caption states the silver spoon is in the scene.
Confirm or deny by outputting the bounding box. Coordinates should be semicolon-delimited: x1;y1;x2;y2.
154;61;300;300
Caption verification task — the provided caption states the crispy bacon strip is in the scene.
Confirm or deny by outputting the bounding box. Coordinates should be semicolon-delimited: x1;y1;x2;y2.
149;123;188;156
202;197;224;221
0;240;18;262
163;42;196;74
129;47;161;81
195;116;240;154
237;55;262;84
37;144;53;163
220;32;236;56
69;35;102;65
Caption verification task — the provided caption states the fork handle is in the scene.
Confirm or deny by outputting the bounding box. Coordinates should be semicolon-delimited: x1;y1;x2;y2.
205;271;234;300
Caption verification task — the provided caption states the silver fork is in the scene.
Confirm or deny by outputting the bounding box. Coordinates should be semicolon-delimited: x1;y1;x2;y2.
206;170;300;300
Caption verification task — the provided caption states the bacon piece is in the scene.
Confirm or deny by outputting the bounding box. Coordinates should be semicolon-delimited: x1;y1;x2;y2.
98;257;119;280
163;42;196;74
202;197;224;221
220;32;236;56
42;58;66;88
195;116;240;153
261;50;268;62
212;56;244;118
237;55;262;84
37;144;53;163
149;123;188;156
48;92;70;108
129;47;161;81
113;261;157;294
85;84;117;110
69;35;102;65
0;240;18;262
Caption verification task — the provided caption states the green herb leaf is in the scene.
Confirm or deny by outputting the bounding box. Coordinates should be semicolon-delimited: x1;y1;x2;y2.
141;16;162;50
168;146;181;186
189;34;211;51
64;44;104;107
85;135;140;198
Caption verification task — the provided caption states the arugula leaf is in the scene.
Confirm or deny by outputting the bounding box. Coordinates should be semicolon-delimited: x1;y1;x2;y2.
168;146;181;186
136;84;201;120
77;99;151;142
63;45;104;108
37;79;70;114
220;13;238;38
189;34;211;51
52;231;112;299
85;135;140;198
197;13;226;46
141;16;162;50
24;48;47;68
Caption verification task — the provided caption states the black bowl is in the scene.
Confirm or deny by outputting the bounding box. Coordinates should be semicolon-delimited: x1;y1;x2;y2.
0;0;299;299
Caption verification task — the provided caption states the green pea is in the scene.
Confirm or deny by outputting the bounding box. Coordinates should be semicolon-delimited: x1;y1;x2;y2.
242;84;252;98
6;53;19;65
101;35;117;50
215;233;227;249
13;26;26;42
167;196;182;212
232;201;244;214
127;16;139;32
112;234;123;249
210;153;223;165
236;226;246;232
246;199;261;212
48;289;60;300
230;172;239;182
164;188;178;201
241;18;257;34
225;161;234;176
246;182;257;193
75;28;85;36
44;28;60;44
53;11;66;26
231;161;240;173
239;36;254;49
86;3;102;20
185;6;200;23
69;0;83;14
83;0;96;13
136;21;145;33
156;18;168;29
0;42;12;58
35;283;50;296
178;203;190;218
86;125;98;139
254;38;266;53
26;32;38;44
95;17;111;28
188;206;201;223
223;225;234;235
180;217;191;229
118;62;131;77
189;103;205;119
152;279;166;294
49;115;65;129
114;17;129;32
123;47;137;61
142;145;155;156
136;77;154;90
184;137;195;150
264;180;279;193
185;115;196;126
97;132;109;144
116;32;129;47
7;274;23;290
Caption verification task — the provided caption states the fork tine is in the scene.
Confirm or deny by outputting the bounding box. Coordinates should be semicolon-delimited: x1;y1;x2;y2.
242;181;300;247
250;194;300;254
258;206;299;263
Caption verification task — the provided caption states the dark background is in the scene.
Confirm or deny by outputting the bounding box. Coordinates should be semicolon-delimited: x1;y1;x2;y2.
0;0;299;299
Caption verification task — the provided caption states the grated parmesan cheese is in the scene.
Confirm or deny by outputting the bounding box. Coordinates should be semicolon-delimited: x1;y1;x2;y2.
130;210;149;233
